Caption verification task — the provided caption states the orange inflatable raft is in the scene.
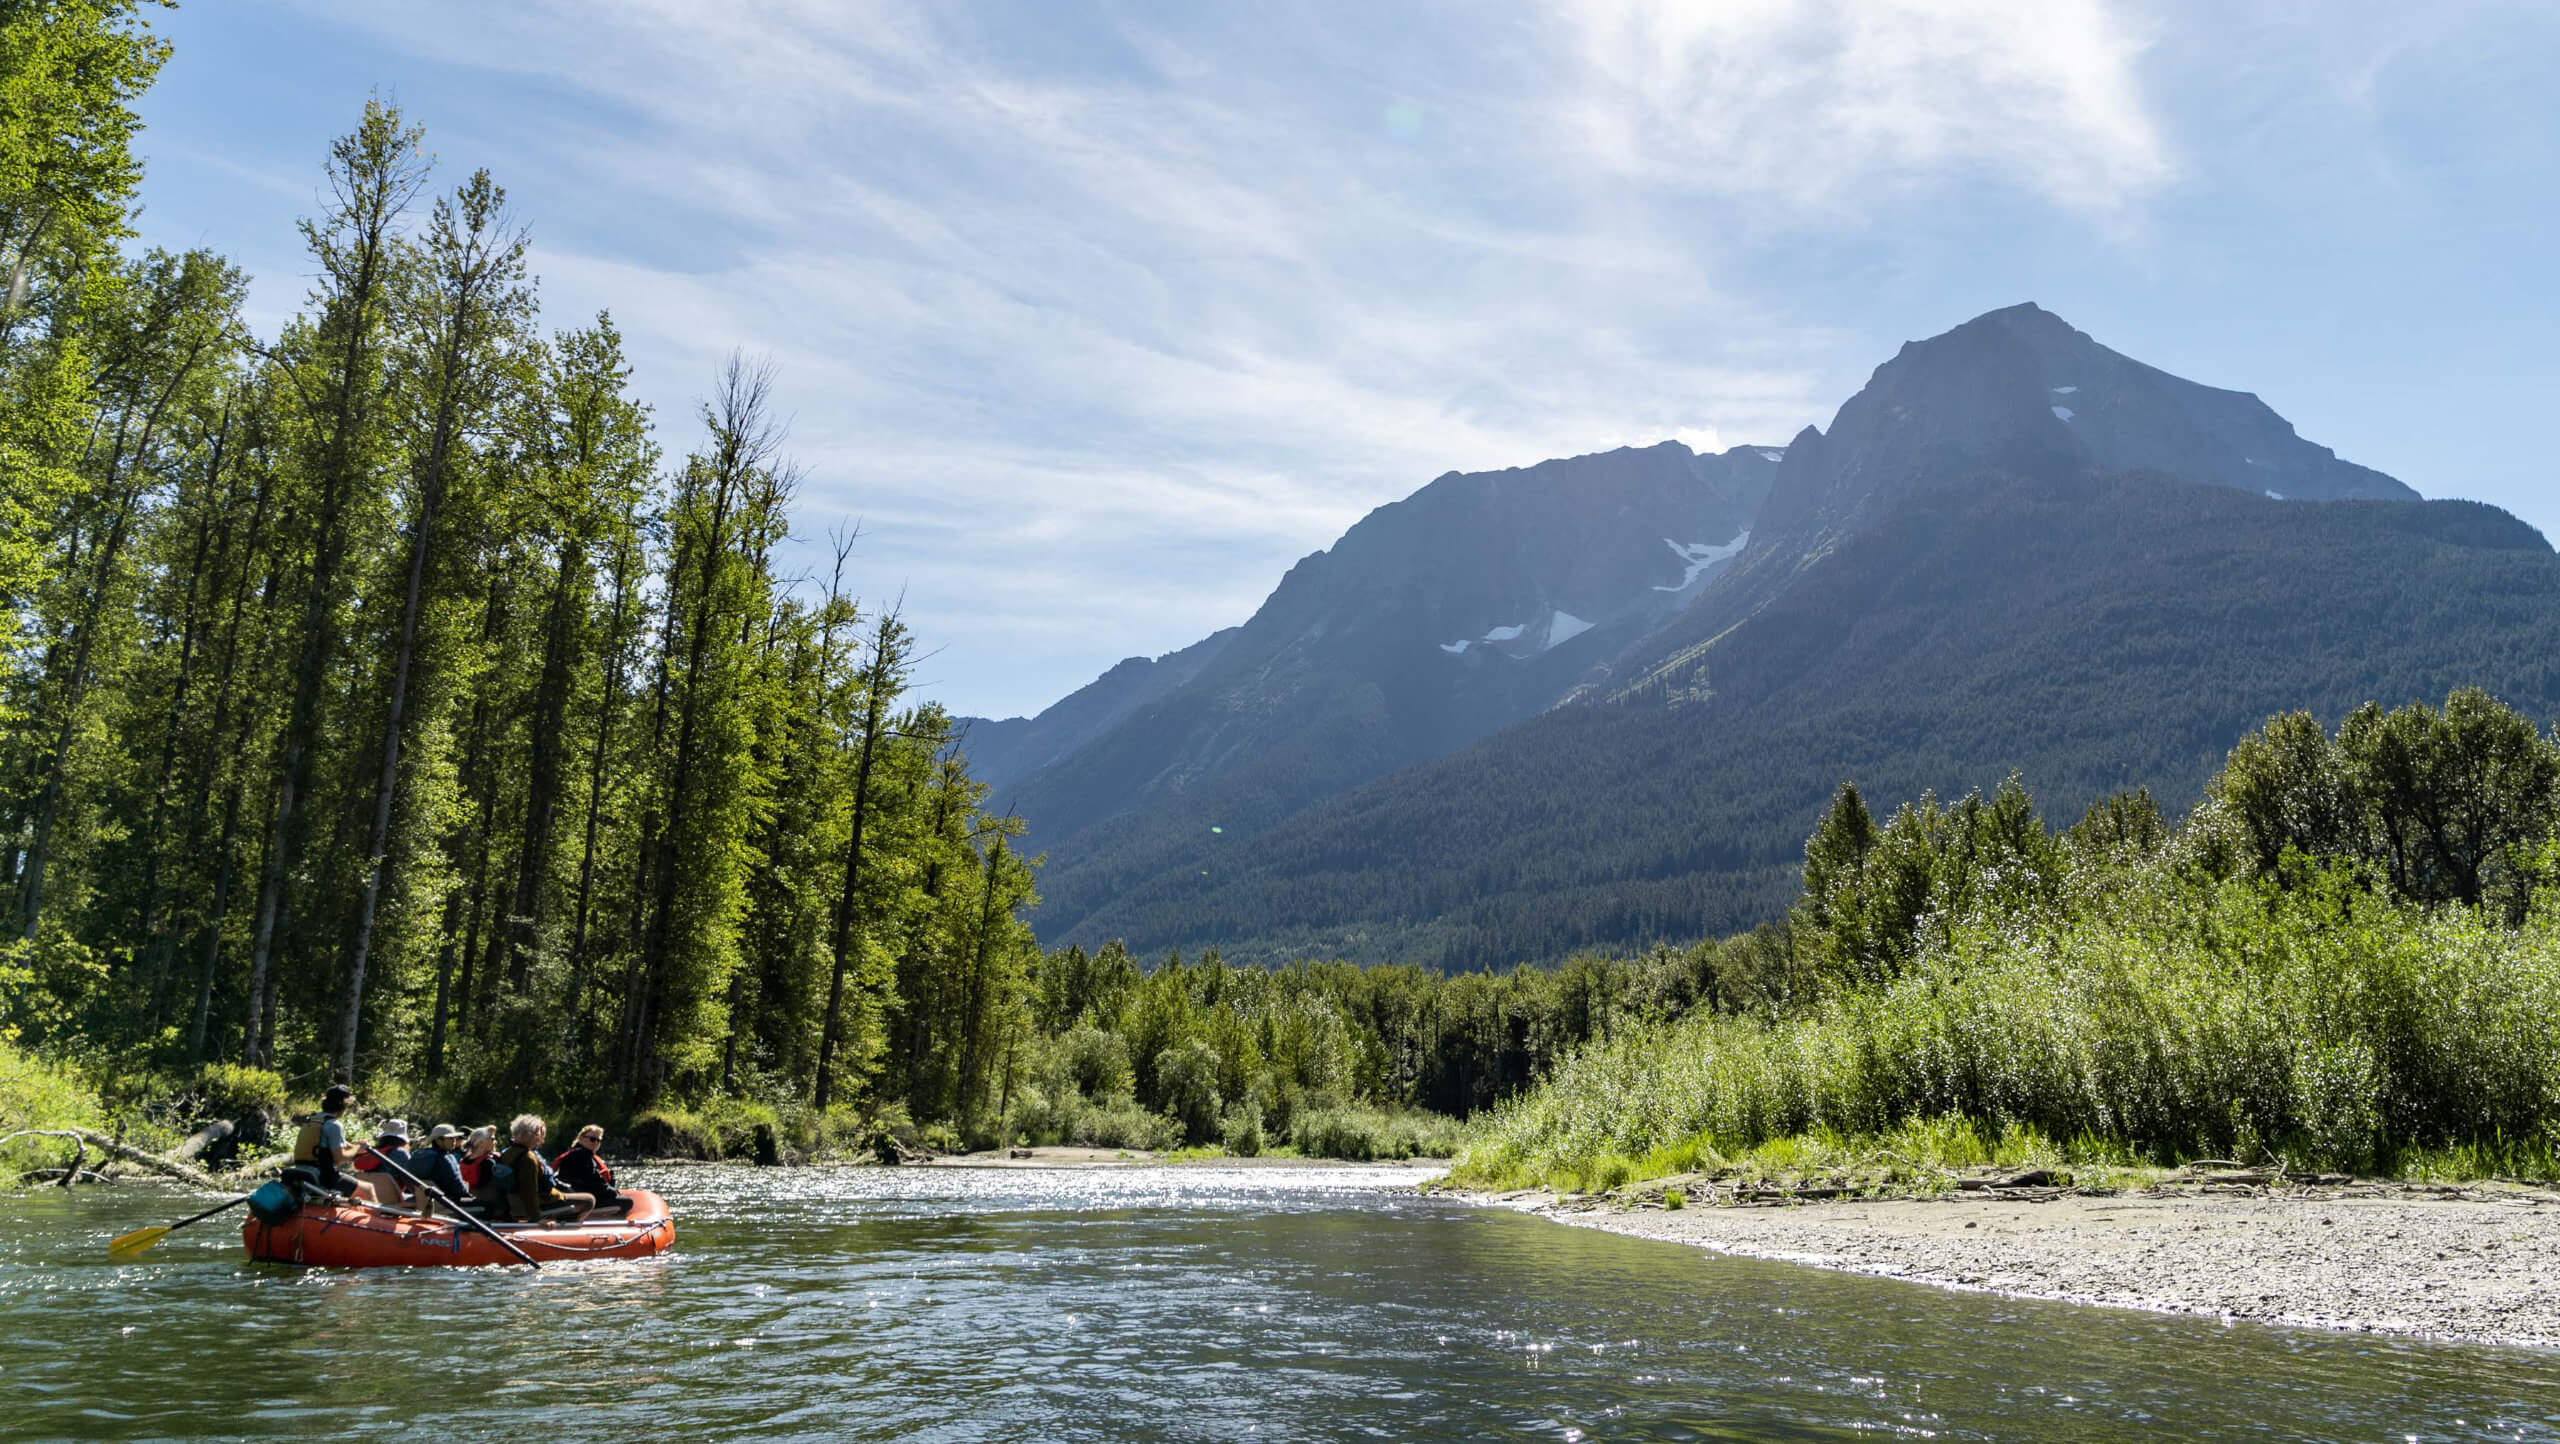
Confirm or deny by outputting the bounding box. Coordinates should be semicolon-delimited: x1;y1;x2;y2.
244;1188;674;1267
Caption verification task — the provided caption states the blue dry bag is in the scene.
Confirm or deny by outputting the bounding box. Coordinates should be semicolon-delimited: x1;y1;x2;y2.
246;1180;300;1225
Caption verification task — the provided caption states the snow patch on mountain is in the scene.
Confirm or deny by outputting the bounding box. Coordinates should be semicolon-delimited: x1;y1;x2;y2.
1654;532;1752;592
1445;610;1604;657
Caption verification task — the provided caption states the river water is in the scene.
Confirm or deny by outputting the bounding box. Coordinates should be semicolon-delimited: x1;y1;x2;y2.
4;1163;2557;1441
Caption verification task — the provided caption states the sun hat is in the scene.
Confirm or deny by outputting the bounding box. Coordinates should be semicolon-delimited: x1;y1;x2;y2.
376;1118;412;1144
426;1123;467;1144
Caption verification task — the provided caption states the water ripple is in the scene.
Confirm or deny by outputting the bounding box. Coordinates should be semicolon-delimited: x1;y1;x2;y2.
3;1165;2555;1441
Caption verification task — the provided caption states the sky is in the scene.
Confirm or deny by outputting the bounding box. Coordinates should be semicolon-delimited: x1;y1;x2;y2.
129;0;2560;720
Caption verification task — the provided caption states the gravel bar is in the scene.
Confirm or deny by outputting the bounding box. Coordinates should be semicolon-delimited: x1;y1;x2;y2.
1503;1186;2560;1349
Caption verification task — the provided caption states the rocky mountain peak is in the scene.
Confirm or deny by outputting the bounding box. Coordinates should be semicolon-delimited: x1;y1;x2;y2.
1750;303;2417;567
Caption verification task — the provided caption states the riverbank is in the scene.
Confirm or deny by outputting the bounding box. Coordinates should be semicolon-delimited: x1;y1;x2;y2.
1495;1179;2560;1349
918;1145;1454;1169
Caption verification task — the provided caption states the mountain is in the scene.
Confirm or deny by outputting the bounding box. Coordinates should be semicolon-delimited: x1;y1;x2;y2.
1054;472;2559;966
963;439;1779;853
1634;303;2423;696
993;301;2558;968
959;628;1239;795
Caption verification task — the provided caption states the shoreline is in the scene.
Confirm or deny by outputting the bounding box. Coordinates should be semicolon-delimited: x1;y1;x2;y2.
629;1146;1451;1171
1492;1183;2560;1350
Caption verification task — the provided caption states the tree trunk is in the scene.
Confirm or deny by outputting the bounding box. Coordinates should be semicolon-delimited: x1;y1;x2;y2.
181;455;274;1063
138;423;236;1024
501;533;584;993
812;613;912;1109
563;517;636;1050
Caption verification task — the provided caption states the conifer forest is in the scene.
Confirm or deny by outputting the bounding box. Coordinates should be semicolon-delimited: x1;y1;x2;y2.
1;8;1047;1129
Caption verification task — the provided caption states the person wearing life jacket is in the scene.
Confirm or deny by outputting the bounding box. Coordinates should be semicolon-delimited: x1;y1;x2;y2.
550;1124;628;1217
500;1115;595;1223
349;1118;417;1207
286;1085;363;1199
409;1124;481;1216
458;1125;504;1212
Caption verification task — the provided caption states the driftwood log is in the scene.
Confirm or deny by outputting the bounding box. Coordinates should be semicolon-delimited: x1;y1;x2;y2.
172;1120;233;1163
0;1128;228;1191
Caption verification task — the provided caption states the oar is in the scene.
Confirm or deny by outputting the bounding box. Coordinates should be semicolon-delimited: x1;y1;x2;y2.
358;1145;540;1269
108;1194;251;1258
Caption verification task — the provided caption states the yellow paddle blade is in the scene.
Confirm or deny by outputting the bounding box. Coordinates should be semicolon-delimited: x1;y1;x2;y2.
107;1225;171;1258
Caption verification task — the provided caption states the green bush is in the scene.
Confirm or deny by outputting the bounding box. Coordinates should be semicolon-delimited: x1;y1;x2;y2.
0;1040;104;1180
1220;1102;1265;1157
1057;1026;1135;1100
1155;1038;1223;1145
1456;866;2560;1188
1068;1094;1178;1152
1291;1105;1467;1161
193;1063;287;1119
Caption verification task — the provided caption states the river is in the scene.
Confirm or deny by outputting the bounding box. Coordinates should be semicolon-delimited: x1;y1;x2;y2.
3;1163;2556;1441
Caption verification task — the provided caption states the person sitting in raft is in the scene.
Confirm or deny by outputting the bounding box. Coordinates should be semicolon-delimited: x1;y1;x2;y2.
285;1084;364;1200
410;1123;483;1216
549;1125;627;1216
501;1115;595;1224
351;1118;415;1207
459;1126;505;1212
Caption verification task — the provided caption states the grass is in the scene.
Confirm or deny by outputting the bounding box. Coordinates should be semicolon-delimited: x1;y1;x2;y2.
1289;1105;1470;1161
1453;873;2560;1193
0;1039;106;1180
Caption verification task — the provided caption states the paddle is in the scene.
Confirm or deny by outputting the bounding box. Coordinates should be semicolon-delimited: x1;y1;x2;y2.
358;1145;540;1268
108;1194;250;1259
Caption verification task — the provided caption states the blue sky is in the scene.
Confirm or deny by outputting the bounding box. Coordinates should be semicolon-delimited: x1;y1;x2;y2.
131;1;2559;720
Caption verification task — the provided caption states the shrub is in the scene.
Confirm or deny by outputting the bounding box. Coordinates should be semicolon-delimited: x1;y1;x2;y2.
0;1040;104;1179
1067;1094;1177;1152
1455;867;2560;1188
1291;1105;1467;1161
193;1063;287;1119
1057;1026;1135;1100
1155;1039;1223;1145
1221;1102;1265;1157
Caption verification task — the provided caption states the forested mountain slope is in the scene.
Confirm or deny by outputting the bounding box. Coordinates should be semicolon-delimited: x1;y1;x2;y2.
967;440;1779;878
957;627;1239;794
1008;303;2497;964
1052;472;2560;967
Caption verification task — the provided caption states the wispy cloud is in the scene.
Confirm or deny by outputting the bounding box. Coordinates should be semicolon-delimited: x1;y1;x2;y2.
260;0;2170;716
1554;0;2170;213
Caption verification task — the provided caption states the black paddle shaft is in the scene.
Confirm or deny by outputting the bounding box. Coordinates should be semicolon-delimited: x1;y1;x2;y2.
169;1194;250;1230
357;1146;541;1268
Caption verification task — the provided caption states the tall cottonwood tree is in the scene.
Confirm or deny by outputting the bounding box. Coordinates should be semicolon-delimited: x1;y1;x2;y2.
334;169;532;1080
240;101;428;1067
